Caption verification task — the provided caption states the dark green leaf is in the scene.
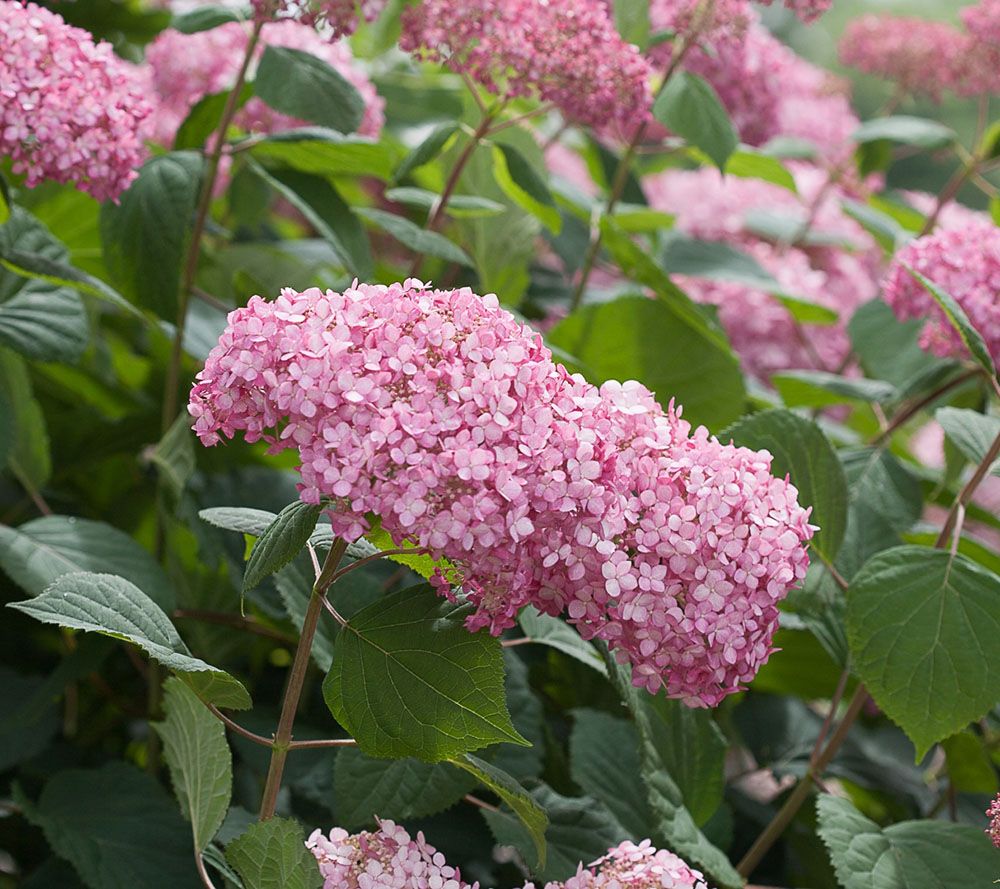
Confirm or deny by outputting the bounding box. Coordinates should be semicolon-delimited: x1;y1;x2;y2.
17;762;201;889
546;294;745;430
394;123;460;183
151;412;197;501
172;5;250;32
357;207;472;265
450;753;549;871
385;187;505;218
842;448;923;534
848;298;938;387
243;500;323;593
903;266;996;377
517;606;607;674
0;348;50;489
936;407;1000;476
225;818;322;889
9;572;250;709
153;678;233;851
722;409;847;561
255;46;364;134
653;72;737;170
773;370;897;408
0;668;60;771
847;546;1000;758
324;585;527;761
941;730;998;793
0;515;174;609
660;234;779;290
175;84;253;150
250;128;397;180
817;794;997;889
853;115;957;149
199;507;278;537
492;144;561;234
334;748;475;828
101;152;203;321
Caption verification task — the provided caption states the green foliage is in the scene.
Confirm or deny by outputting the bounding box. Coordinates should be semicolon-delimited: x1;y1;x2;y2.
653;72;737;170
226;818;323;889
243;500;323;593
324;585;527;760
492;143;561;234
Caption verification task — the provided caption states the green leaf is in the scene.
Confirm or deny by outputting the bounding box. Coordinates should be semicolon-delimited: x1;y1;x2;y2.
517;606;607;674
852;115;957;150
613;0;650;48
0;668;60;771
151;412;197;501
546;294;746;430
251;164;373;278
250;128;397;180
17;762;201;889
722;409;847;562
491;144;561;234
941;730;998;793
0;348;50;489
243;500;323;593
841;199;908;252
175;84;253;150
9;571;251;709
607;658;741;888
101;152;203;322
153;678;233;852
0;515;174;609
653;72;737;170
842;448;924;535
817;794;998;889
393;122;460;183
846;546;1000;758
172;5;250;32
569;709;655;839
450;753;549;871
743;209;857;249
199;507;279;537
333;748;475;828
660;234;779;290
773;370;897;408
225;818;322;889
323;585;527;761
903;266;996;377
494;648;545;779
255;46;364;134
725;149;797;192
936;407;1000;476
848;298;939;387
357;207;471;265
773;292;839;326
385;187;505;218
364;523;441;579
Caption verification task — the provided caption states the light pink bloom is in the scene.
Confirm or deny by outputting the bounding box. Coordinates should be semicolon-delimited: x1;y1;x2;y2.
647;0;828;45
556;839;709;889
399;0;652;130
988;794;1000;848
251;0;386;37
883;221;1000;366
0;1;150;201
142;19;383;148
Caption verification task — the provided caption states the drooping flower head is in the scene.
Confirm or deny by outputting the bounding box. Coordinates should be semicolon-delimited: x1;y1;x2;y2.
558;839;709;889
0;1;151;201
988;794;1000;848
142;19;384;148
190;281;812;705
839;15;969;100
307;820;479;889
400;0;653;130
882;221;1000;366
251;0;387;37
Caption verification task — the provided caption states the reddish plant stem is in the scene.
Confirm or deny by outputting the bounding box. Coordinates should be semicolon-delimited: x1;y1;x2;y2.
195;851;219;889
259;537;349;820
935;426;1000;548
327;547;430;586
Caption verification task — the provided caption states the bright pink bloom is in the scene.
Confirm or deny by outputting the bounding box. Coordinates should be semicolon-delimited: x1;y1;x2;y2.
763;0;830;22
307;820;479;889
883;222;1000;366
142;19;383;148
839;15;968;100
988;794;1000;847
190;281;812;705
556;839;709;889
251;0;386;37
647;0;827;44
399;0;652;130
0;1;150;201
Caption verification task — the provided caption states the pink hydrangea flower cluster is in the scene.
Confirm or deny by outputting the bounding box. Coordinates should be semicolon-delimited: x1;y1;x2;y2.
556;840;708;889
251;0;386;37
190;281;812;705
647;0;828;44
839;14;975;100
399;0;652;130
882;221;1000;366
988;794;1000;847
308;820;479;889
142;19;384;148
0;1;150;201
643;167;881;380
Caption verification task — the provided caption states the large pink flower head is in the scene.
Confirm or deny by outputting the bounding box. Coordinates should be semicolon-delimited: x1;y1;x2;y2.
399;0;652;130
190;281;812;704
839;15;968;100
0;1;150;201
307;820;479;889
882;221;1000;366
988;794;1000;848
557;839;709;889
142;19;384;148
251;0;386;37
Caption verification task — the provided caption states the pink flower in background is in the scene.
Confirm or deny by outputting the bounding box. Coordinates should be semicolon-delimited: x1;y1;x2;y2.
647;0;754;43
557;839;709;889
763;0;831;22
251;0;386;36
883;221;1000;366
142;19;384;148
400;0;652;130
988;794;1000;848
308;820;479;889
839;15;968;100
191;281;812;705
0;1;150;201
